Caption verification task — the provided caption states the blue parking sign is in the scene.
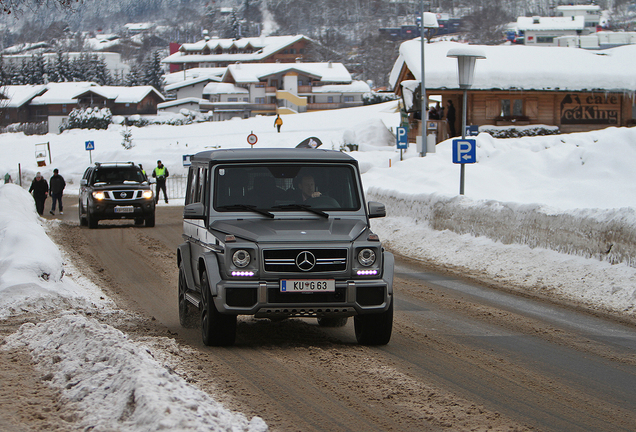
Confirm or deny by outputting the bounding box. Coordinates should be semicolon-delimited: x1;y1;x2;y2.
396;127;408;150
452;139;477;164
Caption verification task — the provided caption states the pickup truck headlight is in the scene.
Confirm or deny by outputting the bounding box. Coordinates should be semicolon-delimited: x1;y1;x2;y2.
92;191;106;200
358;248;376;267
142;190;154;199
232;249;251;268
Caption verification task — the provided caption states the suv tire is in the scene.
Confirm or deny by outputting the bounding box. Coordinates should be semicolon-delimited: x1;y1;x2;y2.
87;209;98;229
178;266;198;328
78;200;88;227
200;270;237;346
354;300;393;345
145;214;155;227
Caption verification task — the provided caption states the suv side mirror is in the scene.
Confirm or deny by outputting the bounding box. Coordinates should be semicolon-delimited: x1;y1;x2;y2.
368;201;386;218
80;179;87;186
184;202;206;220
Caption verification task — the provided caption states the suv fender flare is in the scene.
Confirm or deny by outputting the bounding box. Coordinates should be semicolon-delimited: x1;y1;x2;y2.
177;243;197;292
382;251;395;295
200;252;222;297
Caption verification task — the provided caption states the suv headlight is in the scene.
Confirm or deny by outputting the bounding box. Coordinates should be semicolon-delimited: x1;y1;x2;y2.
142;190;154;199
92;191;106;200
358;248;376;267
232;250;251;268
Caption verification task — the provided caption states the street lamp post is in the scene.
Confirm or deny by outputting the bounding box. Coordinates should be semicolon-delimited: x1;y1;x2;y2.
446;47;486;194
419;6;438;157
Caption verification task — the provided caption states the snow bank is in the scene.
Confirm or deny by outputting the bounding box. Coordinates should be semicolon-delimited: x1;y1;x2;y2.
4;315;267;432
367;189;636;267
0;184;110;318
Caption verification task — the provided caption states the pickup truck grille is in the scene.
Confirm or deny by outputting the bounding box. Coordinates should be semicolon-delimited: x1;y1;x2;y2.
263;249;347;273
104;190;142;200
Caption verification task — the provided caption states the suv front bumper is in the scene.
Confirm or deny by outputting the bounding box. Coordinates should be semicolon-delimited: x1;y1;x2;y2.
212;278;391;318
89;198;155;220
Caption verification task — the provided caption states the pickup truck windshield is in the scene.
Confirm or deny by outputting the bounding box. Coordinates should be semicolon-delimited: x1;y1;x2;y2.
214;164;361;211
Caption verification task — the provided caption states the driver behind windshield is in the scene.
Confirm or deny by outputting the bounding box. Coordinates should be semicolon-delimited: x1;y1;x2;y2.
297;175;322;201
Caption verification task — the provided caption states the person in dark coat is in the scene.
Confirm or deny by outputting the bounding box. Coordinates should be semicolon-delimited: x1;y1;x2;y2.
446;100;456;137
49;168;66;215
29;172;48;216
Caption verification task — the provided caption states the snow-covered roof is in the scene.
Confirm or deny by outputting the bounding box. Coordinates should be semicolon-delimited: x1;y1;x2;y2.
165;76;220;92
75;86;165;103
516;16;584;31
157;98;204;109
162;35;310;64
30;82;99;105
1;85;48;108
311;81;371;93
163;68;226;87
224;62;352;84
202;83;249;95
389;40;636;92
29;83;164;105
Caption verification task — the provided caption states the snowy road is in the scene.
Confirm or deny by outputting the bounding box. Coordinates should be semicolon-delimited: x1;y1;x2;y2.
42;204;636;431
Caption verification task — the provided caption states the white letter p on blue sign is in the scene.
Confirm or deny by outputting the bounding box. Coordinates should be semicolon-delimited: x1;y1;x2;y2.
396;127;408;149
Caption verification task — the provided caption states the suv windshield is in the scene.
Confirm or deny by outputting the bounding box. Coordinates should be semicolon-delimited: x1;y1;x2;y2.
214;164;361;211
92;167;146;185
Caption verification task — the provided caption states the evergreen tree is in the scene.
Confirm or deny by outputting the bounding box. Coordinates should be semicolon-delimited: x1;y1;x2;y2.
50;50;71;83
28;53;47;84
143;51;164;92
125;63;143;87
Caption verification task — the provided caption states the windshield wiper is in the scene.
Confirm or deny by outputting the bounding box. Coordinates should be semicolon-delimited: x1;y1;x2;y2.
217;204;274;218
272;204;329;218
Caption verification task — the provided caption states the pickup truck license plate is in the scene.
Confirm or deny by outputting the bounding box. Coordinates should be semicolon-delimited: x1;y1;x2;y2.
280;279;335;293
114;206;134;213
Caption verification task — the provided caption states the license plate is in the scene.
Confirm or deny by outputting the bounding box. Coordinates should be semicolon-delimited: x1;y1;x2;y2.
280;279;335;293
114;206;134;213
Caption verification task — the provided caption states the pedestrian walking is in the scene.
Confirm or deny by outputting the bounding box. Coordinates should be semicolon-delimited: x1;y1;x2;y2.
4;173;12;184
274;114;283;133
152;160;169;204
49;168;66;215
28;172;48;216
446;100;456;137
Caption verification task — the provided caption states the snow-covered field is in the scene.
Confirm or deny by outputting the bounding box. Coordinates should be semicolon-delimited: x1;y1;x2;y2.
1;100;636;430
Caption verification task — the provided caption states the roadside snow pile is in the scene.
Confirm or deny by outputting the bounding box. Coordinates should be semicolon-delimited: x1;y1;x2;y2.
0;182;268;432
4;315;268;432
0;184;110;319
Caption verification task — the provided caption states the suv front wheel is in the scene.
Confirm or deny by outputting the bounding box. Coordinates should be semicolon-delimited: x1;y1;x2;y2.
200;270;237;346
87;209;98;229
354;299;393;345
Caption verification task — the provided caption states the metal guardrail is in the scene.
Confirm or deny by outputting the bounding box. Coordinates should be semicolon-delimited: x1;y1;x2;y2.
151;174;187;201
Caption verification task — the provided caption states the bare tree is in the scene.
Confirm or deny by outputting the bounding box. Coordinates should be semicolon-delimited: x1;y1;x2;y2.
1;0;80;15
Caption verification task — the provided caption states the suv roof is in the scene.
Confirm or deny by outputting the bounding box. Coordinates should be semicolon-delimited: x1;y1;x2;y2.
191;148;358;165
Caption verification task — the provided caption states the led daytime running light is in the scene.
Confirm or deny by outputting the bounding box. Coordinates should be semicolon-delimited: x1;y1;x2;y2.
357;269;378;275
231;271;254;277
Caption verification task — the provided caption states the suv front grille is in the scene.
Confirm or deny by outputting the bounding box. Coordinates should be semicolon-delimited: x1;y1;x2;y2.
264;249;347;273
105;190;142;200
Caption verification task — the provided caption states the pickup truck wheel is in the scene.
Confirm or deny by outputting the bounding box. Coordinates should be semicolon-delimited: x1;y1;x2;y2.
354;299;393;345
317;316;348;327
200;270;236;346
178;266;197;328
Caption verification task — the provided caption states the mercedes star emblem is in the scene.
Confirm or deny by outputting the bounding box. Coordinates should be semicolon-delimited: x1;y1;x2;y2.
296;251;316;271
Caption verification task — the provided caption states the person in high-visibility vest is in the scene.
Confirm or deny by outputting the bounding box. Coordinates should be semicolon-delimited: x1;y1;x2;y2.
152;160;169;204
274;114;283;133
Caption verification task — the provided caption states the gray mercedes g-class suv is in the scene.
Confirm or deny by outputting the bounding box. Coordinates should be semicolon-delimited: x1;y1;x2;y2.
177;148;394;346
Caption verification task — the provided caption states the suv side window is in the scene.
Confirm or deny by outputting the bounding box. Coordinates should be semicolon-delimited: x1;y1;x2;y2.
185;166;207;205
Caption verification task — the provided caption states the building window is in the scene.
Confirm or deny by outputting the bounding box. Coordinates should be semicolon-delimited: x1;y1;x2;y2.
228;97;238;102
536;36;554;44
62;104;67;113
243;98;249;102
328;96;334;103
501;99;523;117
255;97;265;104
344;96;354;103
